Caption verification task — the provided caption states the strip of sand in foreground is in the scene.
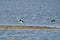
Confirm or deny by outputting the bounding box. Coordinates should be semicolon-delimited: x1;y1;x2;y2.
0;26;60;29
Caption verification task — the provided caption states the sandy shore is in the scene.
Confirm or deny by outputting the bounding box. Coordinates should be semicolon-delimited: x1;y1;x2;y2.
0;26;60;29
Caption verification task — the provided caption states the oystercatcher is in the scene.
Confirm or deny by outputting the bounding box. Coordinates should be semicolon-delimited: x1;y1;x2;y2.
51;19;56;24
19;19;24;24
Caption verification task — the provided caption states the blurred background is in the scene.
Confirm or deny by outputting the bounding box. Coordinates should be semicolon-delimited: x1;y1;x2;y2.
0;0;60;40
0;0;60;27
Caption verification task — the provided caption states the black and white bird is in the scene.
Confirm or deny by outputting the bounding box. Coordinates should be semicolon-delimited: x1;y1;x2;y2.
19;19;24;24
51;19;56;24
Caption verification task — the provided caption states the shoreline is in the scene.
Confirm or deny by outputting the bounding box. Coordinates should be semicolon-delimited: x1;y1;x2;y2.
0;26;60;29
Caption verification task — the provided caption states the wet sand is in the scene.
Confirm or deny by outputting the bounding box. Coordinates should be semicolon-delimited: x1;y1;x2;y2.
0;26;60;29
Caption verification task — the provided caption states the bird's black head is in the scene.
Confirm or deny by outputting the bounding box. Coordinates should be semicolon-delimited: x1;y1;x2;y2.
19;19;22;21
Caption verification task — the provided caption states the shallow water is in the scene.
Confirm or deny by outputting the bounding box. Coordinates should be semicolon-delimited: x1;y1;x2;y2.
0;29;60;40
0;0;60;27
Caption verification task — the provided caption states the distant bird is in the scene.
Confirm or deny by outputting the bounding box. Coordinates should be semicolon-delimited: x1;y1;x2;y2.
19;19;24;24
51;19;56;24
